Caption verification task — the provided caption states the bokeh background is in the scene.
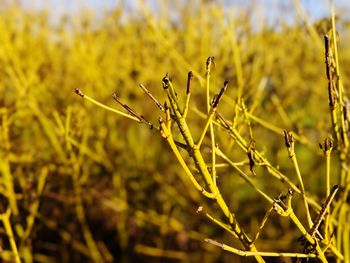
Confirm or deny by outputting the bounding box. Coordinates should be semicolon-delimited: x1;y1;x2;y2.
0;0;350;262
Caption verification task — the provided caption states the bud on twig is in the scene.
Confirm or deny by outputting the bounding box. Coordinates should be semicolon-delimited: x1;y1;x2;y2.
283;130;294;148
186;71;193;94
319;137;333;152
162;73;171;89
74;88;85;97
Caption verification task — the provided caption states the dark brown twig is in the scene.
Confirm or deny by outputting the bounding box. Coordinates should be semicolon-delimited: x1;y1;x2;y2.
212;81;229;108
112;93;153;128
283;130;294;149
247;140;256;176
186;71;193;94
139;83;164;111
325;35;335;108
308;185;339;238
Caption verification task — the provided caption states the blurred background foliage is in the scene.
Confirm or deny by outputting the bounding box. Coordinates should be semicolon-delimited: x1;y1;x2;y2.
0;0;350;262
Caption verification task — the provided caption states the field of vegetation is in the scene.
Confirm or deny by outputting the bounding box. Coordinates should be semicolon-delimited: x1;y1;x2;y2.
1;1;350;262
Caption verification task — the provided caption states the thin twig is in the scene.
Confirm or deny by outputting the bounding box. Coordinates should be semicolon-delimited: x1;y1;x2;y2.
139;83;164;111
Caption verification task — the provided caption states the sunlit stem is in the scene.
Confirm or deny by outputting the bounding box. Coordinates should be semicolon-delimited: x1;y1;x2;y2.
331;3;349;150
167;79;181;110
204;212;239;239
205;57;217;185
165;104;172;131
74;89;140;122
325;148;332;239
159;120;216;199
183;71;192;119
251;205;274;244
0;209;21;263
284;131;313;228
197;108;216;149
197;81;228;149
205;238;317;258
183;92;191;119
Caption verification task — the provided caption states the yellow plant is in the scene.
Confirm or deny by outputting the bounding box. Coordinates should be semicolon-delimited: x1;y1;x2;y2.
1;1;350;262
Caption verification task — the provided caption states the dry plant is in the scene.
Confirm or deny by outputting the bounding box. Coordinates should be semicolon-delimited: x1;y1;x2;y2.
1;1;350;262
75;8;350;260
